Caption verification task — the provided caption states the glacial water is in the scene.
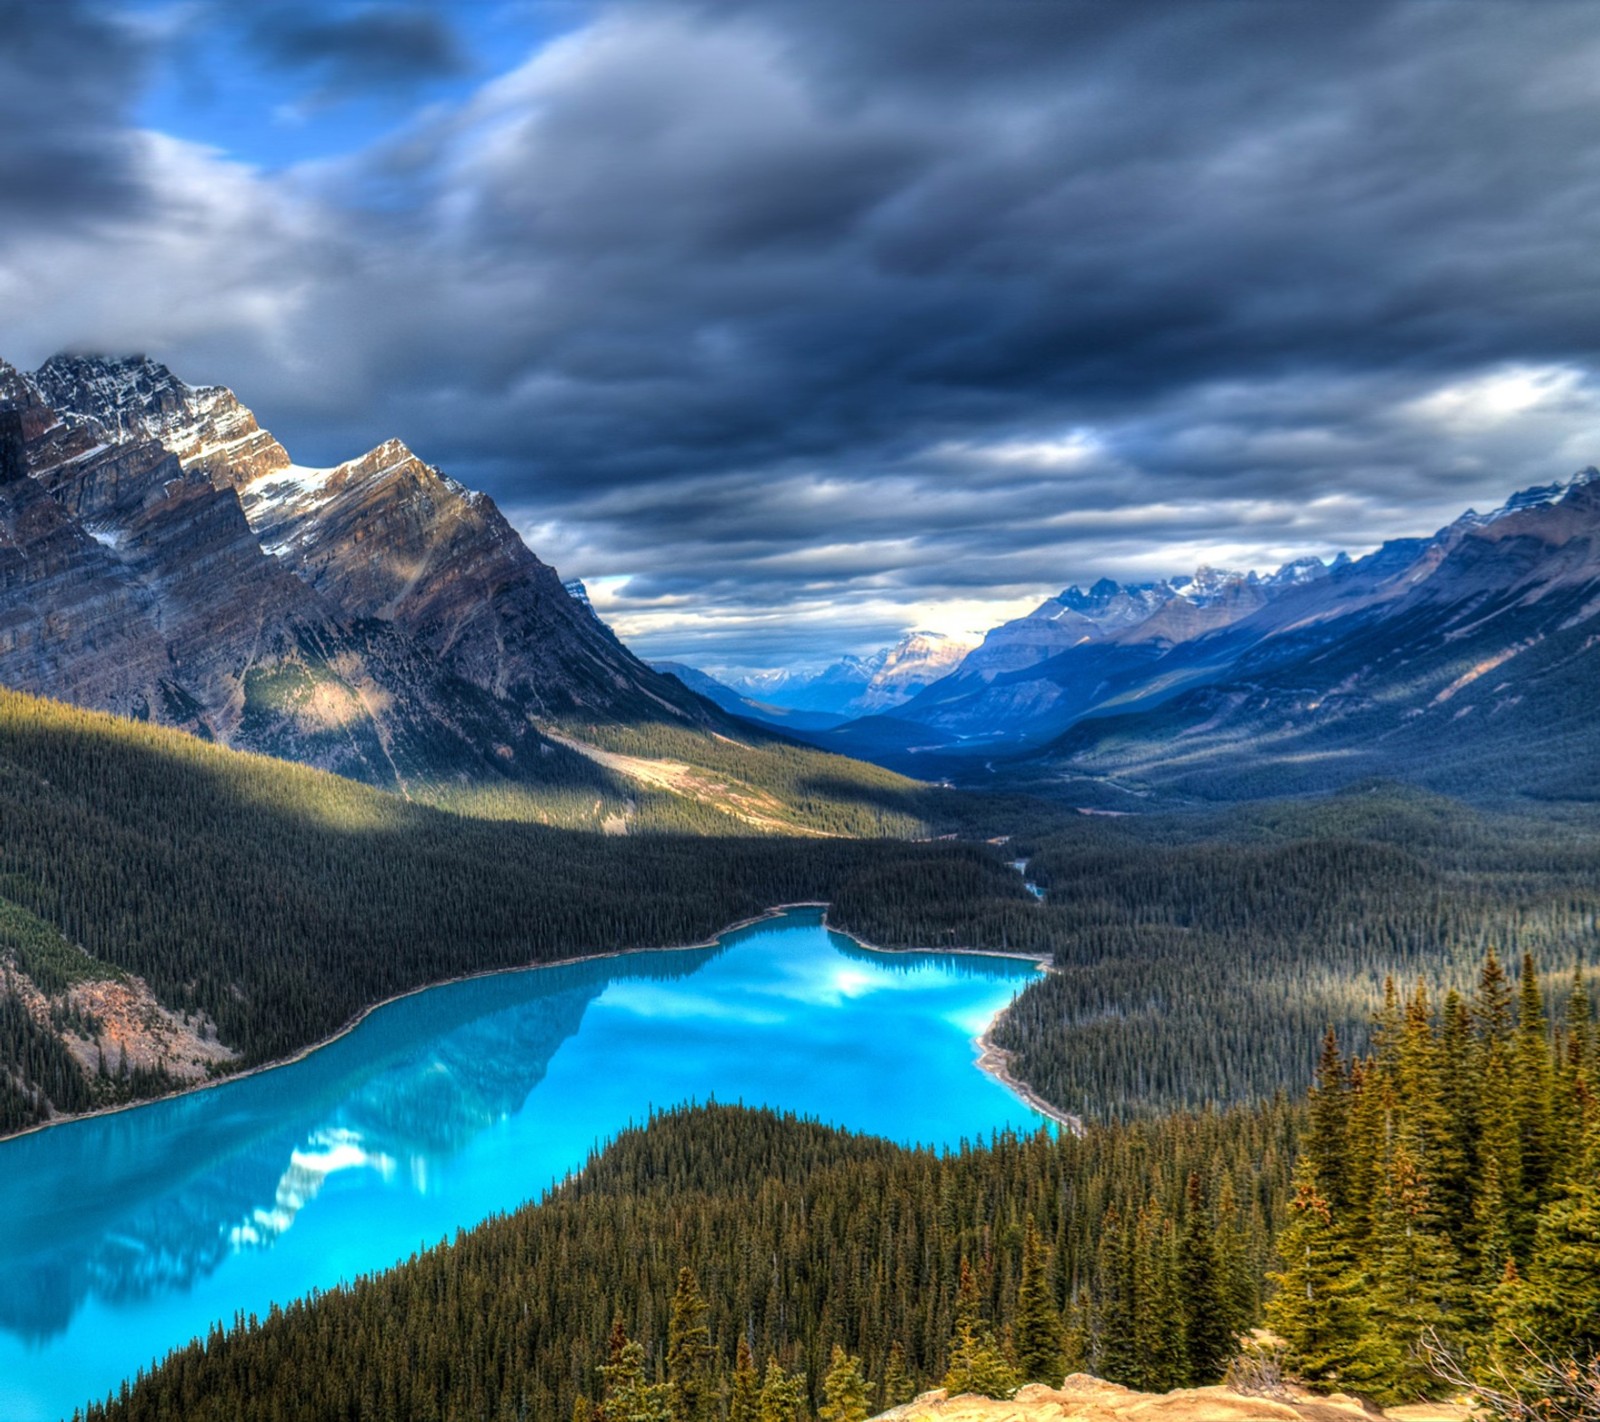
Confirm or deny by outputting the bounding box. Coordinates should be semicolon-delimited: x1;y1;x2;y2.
0;908;1046;1421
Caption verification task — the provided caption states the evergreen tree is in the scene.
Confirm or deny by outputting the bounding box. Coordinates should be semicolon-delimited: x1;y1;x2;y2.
599;1324;671;1422
1511;954;1554;1216
1502;1116;1600;1359
667;1267;715;1422
1475;949;1515;1047
880;1341;915;1410
943;1257;1018;1399
1013;1217;1065;1385
818;1345;869;1422
1565;966;1594;1079
729;1337;760;1422
1266;1162;1395;1398
1307;1029;1351;1213
1178;1173;1236;1384
1437;990;1478;1239
1474;1040;1524;1268
756;1357;808;1422
1367;1141;1459;1396
1138;1205;1188;1392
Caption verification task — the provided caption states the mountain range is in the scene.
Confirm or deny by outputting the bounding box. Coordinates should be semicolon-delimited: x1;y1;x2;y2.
675;470;1600;804
0;352;732;810
7;350;1600;813
656;630;976;730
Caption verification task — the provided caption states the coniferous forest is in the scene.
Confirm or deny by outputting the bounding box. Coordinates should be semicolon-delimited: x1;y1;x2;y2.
76;943;1599;1421
0;685;1597;1419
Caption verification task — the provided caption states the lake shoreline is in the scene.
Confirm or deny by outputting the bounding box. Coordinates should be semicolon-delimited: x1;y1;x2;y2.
6;902;1061;1141
973;1032;1084;1136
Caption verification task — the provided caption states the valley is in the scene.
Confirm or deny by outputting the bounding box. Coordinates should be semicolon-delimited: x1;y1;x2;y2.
2;347;1598;1421
10;5;1600;1418
0;911;1044;1422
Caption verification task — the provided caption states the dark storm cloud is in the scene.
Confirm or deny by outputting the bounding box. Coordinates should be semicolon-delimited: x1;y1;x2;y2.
339;0;1600;506
251;5;470;95
0;0;148;228
10;0;1600;664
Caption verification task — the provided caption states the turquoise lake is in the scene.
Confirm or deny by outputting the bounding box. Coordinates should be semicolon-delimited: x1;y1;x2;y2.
0;908;1046;1421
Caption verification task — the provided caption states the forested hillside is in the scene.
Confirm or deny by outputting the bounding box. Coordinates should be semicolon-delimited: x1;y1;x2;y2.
1267;951;1600;1408
0;688;1036;1132
77;1099;1297;1422
983;788;1600;1119
7;683;1600;1140
77;944;1599;1422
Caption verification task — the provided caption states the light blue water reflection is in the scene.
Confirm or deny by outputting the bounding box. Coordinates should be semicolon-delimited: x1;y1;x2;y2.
0;908;1045;1421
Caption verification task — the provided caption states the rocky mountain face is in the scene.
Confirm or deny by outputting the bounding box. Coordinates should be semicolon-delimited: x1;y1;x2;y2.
1025;468;1600;800
0;352;711;799
786;467;1600;804
32;351;292;484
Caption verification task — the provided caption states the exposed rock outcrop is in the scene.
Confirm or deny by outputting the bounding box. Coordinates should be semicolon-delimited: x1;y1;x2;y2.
873;1375;1471;1422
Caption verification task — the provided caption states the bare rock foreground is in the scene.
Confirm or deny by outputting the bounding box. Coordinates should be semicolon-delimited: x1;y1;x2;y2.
872;1375;1474;1422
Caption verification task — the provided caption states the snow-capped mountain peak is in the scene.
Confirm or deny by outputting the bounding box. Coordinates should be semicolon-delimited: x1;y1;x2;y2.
34;352;291;484
1453;467;1600;532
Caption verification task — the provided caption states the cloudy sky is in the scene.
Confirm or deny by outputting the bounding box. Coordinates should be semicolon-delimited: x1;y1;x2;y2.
6;0;1600;675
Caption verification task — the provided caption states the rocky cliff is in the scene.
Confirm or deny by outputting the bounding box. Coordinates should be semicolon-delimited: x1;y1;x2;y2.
0;352;712;799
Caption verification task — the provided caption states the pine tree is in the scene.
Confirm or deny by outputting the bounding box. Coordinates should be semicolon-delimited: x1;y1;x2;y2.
880;1341;915;1409
1061;1293;1090;1378
1565;966;1594;1079
1013;1217;1064;1386
819;1345;869;1422
1266;1161;1395;1398
1367;1140;1460;1396
599;1326;671;1422
1502;1116;1600;1360
943;1257;1018;1399
1475;949;1515;1047
666;1267;715;1422
1307;1029;1351;1213
1178;1173;1236;1384
1511;954;1554;1217
1437;990;1478;1240
1093;1208;1135;1384
1474;1039;1524;1268
1554;965;1594;1173
729;1337;761;1422
756;1357;807;1422
1139;1205;1187;1392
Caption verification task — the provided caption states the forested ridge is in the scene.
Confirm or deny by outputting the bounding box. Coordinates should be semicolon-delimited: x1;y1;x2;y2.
984;788;1600;1119
76;944;1600;1422
6;685;1600;1142
77;1099;1298;1422
0;688;1041;1131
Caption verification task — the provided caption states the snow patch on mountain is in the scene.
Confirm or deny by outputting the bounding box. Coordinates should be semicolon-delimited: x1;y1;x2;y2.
1452;466;1600;530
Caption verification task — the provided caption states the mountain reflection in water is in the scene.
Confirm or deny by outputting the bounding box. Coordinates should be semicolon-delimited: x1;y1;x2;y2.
0;947;718;1339
0;909;1044;1422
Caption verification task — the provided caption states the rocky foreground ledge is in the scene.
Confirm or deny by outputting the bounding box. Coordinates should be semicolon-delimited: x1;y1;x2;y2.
872;1374;1473;1422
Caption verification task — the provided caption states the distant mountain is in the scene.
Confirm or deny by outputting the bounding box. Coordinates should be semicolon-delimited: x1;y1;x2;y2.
651;662;848;732
731;631;977;718
1025;468;1600;801
881;567;1288;746
0;352;718;801
776;467;1600;804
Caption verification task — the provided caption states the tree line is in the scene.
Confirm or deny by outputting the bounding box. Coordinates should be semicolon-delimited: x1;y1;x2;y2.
74;942;1599;1421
